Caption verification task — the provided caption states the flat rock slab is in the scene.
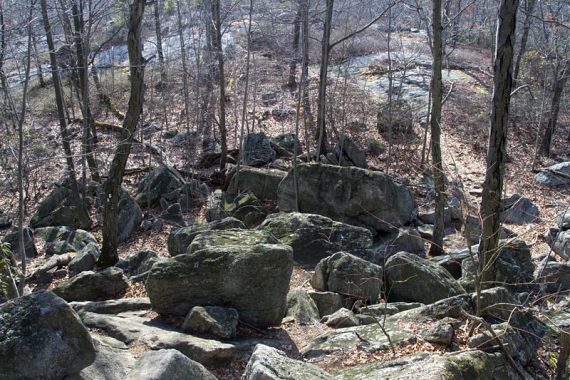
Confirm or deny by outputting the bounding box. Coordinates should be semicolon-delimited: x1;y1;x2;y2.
67;334;136;380
333;351;517;379
78;311;256;365
70;298;152;315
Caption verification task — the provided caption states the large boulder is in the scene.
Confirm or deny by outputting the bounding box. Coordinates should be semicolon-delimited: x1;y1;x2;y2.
135;165;185;207
286;288;321;325
547;209;570;260
260;212;373;265
206;192;268;228
181;306;239;339
162;179;211;211
535;161;570;187
226;166;287;200
0;291;95;380
53;267;129;302
371;227;425;263
167;218;246;256
116;250;161;277
501;193;540;224
385;252;465;304
125;349;217;380
243;132;276;166
243;344;333;380
460;239;534;291
311;252;383;303
188;229;279;253
271;133;302;156
2;226;37;259
337;135;367;168
29;179;92;229
535;261;570;292
146;244;293;327
114;188;142;242
277;164;416;233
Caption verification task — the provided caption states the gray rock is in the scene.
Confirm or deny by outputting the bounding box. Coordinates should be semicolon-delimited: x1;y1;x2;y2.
243;132;276;166
125;349;217;380
101;187;142;243
556;208;570;229
117;250;160;276
337;135;367;168
226;166;287;200
371;227;425;263
29;180;92;229
160;203;185;226
308;291;345;318
429;249;472;279
311;252;383;302
460;239;534;291
420;320;455;345
53;267;129;302
322;308;359;328
70;298;152;315
243;344;333;380
78;311;245;365
536;261;570;292
0;214;12;229
0;291;95;380
221;192;268;228
2;226;36;259
535;161;570;187
359;302;424;318
271;133;302;155
205;190;226;222
182;306;239;339
286;288;320;325
68;245;98;275
146;244;293;327
501;193;540;224
162;180;211;212
546;228;570;260
418;209;452;226
68;334;136;380
260;212;373;265
167;218;245;256
188;229;279;254
261;91;278;106
35;226;97;253
385;252;465;304
334;351;513;379
277;164;416;233
135;165;185;207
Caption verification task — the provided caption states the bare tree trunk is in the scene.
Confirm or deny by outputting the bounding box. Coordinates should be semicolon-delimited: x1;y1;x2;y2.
92;64;125;121
71;0;99;182
513;0;536;83
99;0;146;267
176;0;191;133
154;0;167;86
301;0;313;146
288;3;301;88
429;0;446;256
316;0;333;158
31;32;46;88
211;0;227;170
478;0;519;289
540;61;568;156
40;0;92;230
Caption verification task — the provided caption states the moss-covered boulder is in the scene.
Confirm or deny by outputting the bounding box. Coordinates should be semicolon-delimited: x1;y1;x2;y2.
277;164;416;233
226;166;287;200
260;212;373;265
385;252;465;304
0;291;95;380
146;244;293;327
188;229;279;254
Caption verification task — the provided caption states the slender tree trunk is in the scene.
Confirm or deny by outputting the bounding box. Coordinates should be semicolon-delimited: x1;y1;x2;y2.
40;0;92;230
513;0;536;83
540;61;568;156
316;0;333;159
288;3;301;88
176;0;191;132
99;0;146;267
301;0;313;146
154;0;167;87
92;64;125;121
478;0;519;289
72;0;99;182
211;0;227;170
429;0;446;256
31;32;46;87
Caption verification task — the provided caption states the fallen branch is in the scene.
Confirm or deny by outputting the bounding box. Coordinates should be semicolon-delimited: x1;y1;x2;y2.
28;252;76;281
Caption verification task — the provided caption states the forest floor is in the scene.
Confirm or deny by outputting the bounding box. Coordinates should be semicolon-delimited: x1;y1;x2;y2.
1;27;570;379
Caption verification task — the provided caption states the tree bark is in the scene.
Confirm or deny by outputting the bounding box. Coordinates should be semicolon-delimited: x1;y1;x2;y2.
540;61;568;156
429;0;446;256
99;0;146;267
316;0;333;158
154;0;167;86
176;0;191;132
211;0;227;170
513;0;536;83
288;3;301;88
478;0;519;289
40;0;92;230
